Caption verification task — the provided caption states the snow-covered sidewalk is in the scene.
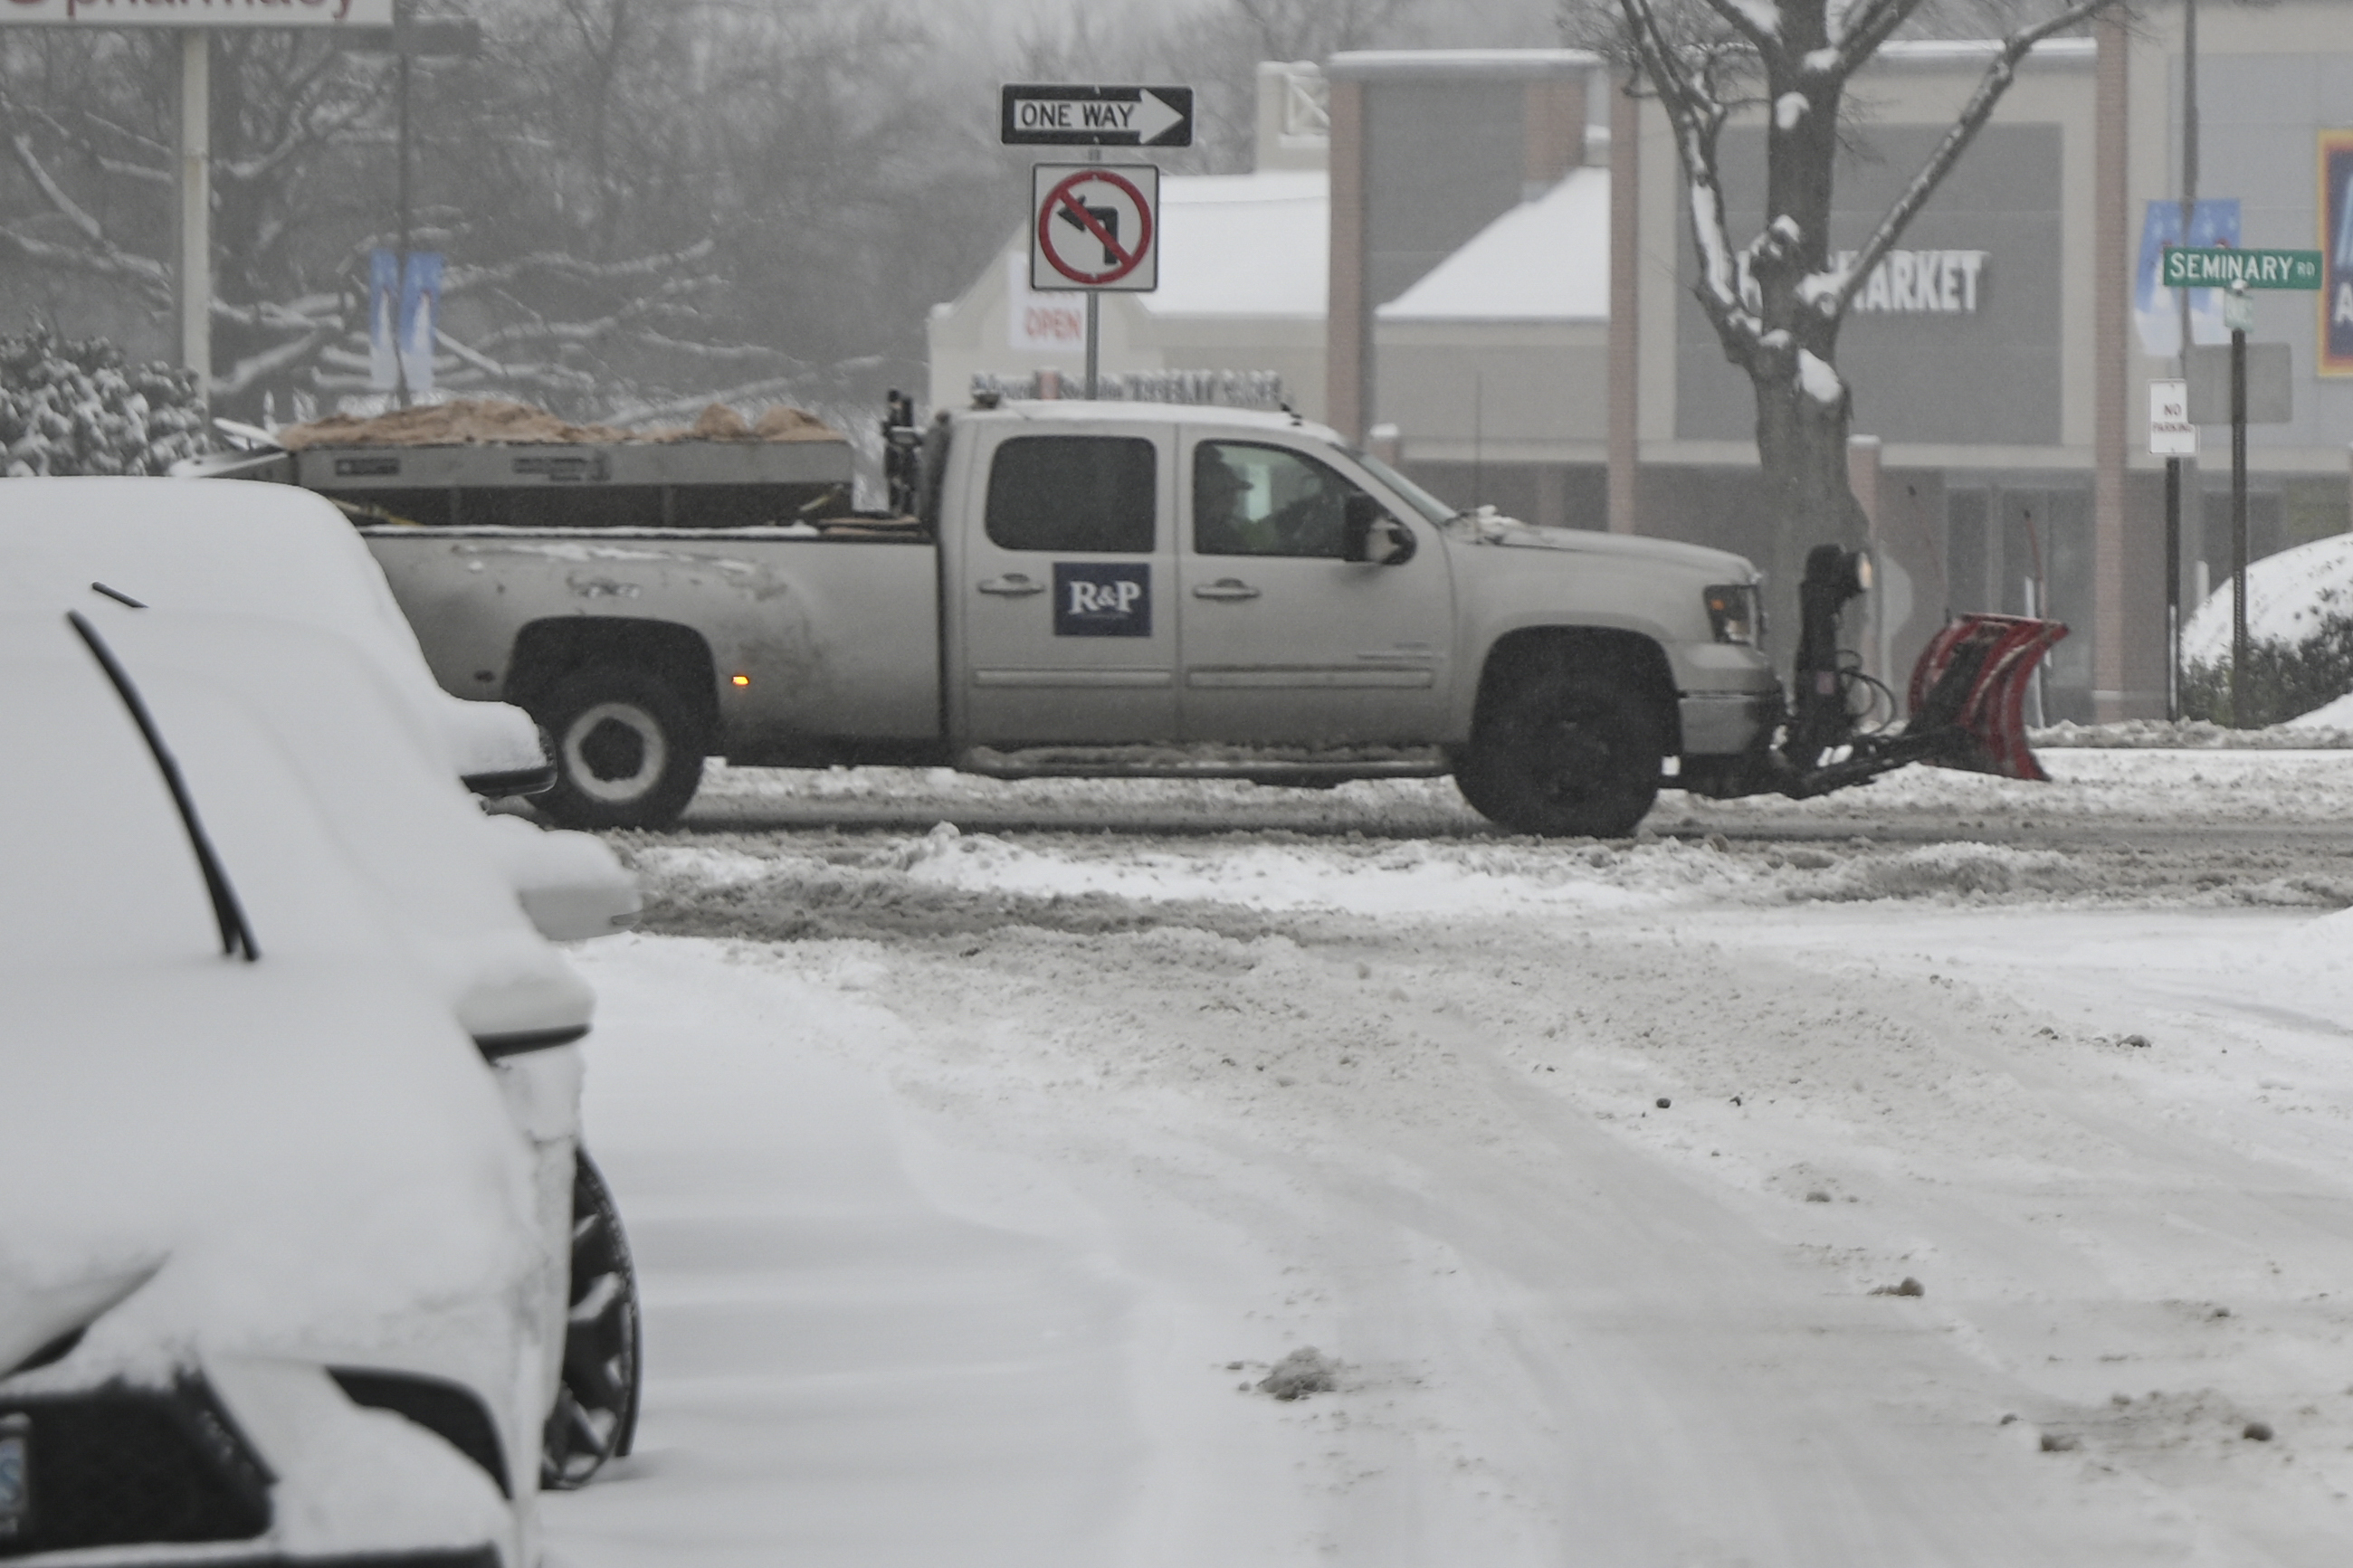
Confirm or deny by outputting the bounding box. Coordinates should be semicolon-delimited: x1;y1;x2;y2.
544;815;2353;1563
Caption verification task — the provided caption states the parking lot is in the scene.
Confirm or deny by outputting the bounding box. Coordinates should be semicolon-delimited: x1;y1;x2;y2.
544;753;2353;1567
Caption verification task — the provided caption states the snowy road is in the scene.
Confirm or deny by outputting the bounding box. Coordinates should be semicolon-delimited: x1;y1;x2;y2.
543;755;2353;1566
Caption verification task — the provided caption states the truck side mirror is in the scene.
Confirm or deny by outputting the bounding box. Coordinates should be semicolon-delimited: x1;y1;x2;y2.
1343;494;1416;565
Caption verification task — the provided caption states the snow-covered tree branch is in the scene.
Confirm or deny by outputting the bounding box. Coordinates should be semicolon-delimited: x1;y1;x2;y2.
1577;0;2131;623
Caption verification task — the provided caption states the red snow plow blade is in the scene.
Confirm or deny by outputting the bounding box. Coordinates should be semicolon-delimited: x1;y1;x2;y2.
1904;613;2069;781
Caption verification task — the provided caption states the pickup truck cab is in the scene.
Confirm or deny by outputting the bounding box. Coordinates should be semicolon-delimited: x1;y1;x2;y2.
277;401;1785;836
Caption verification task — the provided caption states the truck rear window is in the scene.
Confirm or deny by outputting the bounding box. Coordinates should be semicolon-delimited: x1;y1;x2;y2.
984;436;1156;554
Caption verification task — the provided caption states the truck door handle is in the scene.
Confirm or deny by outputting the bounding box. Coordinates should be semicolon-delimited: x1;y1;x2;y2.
977;574;1045;597
1192;578;1262;601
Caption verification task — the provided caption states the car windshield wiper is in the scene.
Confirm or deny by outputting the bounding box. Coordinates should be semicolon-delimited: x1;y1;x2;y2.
90;581;148;609
66;611;259;963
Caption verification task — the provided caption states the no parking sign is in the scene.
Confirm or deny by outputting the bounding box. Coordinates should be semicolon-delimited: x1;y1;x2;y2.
1030;164;1159;293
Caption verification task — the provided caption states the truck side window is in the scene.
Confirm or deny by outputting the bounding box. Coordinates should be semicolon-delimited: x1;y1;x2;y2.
985;436;1157;554
1194;442;1363;559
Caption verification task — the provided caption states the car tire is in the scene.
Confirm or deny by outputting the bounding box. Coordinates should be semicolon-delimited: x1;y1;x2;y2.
1456;668;1665;838
542;1148;642;1491
531;665;704;830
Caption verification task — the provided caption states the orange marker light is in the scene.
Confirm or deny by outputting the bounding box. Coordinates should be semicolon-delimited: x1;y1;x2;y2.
730;673;750;687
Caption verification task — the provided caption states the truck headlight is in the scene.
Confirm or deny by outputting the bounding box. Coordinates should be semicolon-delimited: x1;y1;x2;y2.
1703;584;1763;647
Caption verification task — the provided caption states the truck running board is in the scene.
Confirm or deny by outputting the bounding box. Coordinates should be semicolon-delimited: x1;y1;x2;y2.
961;744;1452;784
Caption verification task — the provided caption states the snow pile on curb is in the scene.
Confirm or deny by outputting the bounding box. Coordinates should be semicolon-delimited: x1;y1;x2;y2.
2030;717;2353;749
1805;843;2082;902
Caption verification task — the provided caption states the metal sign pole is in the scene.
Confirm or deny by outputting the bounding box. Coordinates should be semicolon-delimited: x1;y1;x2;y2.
176;32;210;397
394;47;413;410
2165;455;2182;720
1084;145;1102;400
2230;282;2250;725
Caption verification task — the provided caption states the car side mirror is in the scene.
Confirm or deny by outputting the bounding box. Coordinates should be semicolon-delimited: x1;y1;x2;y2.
1343;495;1416;565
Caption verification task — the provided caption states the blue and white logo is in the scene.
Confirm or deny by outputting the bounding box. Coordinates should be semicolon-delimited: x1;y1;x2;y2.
0;1416;29;1538
1053;563;1151;637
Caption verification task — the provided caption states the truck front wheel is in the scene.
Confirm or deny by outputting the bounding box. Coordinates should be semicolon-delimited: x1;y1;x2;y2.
533;666;705;830
1456;669;1665;838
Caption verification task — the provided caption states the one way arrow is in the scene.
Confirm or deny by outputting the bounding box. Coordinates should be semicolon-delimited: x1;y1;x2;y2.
1133;89;1186;146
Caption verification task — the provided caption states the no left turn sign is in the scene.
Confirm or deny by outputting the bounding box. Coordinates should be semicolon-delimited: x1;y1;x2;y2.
1031;164;1159;293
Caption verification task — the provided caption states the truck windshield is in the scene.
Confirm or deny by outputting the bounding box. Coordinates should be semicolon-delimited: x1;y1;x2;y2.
1335;444;1457;527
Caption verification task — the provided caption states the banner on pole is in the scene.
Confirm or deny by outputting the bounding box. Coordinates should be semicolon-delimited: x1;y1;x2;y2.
2320;129;2353;375
2133;198;2241;357
399;252;442;396
367;249;399;391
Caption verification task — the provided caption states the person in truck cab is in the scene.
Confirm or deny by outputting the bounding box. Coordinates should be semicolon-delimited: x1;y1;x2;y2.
1193;443;1350;558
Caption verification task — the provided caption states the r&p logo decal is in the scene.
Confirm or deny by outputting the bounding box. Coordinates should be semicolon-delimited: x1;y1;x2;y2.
1053;563;1151;637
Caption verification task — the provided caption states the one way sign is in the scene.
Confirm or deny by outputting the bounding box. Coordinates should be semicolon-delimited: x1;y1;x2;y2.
1000;83;1194;147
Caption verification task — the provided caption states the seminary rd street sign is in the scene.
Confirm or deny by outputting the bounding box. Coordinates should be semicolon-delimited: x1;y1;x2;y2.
1002;84;1193;147
2161;246;2325;290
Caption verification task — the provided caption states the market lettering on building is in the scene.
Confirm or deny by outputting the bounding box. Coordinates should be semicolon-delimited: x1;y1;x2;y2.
1837;249;1990;315
1733;248;1991;318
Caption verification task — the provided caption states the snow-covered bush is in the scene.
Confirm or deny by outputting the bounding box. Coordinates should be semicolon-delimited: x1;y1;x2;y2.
0;329;208;477
2178;534;2353;725
2181;616;2353;728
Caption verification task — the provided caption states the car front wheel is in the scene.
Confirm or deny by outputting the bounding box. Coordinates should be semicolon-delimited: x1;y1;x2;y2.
542;1148;642;1490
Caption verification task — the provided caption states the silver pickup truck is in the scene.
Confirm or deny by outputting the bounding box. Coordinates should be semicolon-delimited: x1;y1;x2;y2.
212;400;1789;835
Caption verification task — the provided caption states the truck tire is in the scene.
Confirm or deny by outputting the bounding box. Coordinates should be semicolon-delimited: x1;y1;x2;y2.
1456;668;1665;838
532;665;705;830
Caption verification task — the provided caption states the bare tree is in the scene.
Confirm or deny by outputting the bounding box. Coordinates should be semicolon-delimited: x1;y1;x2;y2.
1576;0;2121;613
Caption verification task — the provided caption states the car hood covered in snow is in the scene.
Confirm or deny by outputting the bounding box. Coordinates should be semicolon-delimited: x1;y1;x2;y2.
0;956;543;1387
1443;508;1758;582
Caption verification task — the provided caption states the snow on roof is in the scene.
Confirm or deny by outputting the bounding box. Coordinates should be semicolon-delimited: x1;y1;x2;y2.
1138;170;1327;319
1327;49;1599;81
1377;168;1610;324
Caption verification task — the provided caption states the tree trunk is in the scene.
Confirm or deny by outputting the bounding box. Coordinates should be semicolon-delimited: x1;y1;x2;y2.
1753;370;1869;647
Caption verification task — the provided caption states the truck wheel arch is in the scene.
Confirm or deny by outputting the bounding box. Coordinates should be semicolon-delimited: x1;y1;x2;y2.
1471;628;1681;755
1454;628;1681;839
505;618;721;749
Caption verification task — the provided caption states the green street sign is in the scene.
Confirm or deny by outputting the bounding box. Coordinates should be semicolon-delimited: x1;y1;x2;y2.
2161;246;2324;290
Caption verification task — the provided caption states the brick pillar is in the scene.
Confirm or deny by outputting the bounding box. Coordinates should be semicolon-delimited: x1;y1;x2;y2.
1607;80;1640;535
1524;74;1585;193
1325;78;1368;442
2091;13;2134;718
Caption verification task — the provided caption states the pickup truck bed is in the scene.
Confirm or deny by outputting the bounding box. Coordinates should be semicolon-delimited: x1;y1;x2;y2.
363;521;944;761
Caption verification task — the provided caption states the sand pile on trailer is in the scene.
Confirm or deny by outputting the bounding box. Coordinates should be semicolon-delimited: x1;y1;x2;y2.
279;398;839;449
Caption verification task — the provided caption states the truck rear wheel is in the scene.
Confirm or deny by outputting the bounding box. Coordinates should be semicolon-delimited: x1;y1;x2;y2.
1456;668;1664;838
533;665;705;830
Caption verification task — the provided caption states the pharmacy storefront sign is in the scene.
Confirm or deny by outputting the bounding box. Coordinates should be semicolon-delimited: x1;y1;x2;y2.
0;0;391;24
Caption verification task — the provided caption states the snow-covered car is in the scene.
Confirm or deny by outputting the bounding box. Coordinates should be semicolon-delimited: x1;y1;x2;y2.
0;478;639;944
0;609;566;1564
0;604;641;1550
